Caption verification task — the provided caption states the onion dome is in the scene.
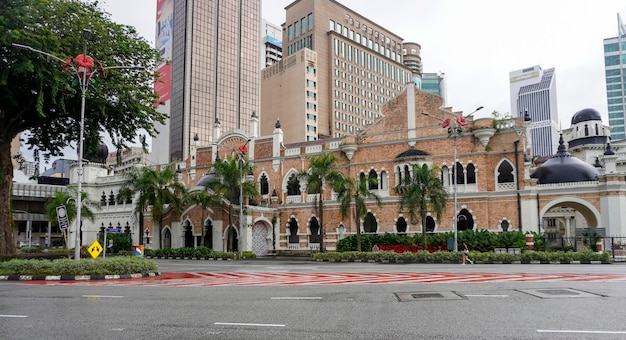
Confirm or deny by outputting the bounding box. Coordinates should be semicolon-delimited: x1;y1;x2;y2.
571;108;601;125
604;143;615;156
190;168;218;192
530;134;599;184
394;146;431;160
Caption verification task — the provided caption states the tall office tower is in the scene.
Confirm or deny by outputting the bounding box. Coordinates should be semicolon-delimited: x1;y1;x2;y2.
509;65;559;157
402;41;423;86
261;19;282;69
420;72;447;105
603;13;626;141
152;0;261;163
261;0;413;143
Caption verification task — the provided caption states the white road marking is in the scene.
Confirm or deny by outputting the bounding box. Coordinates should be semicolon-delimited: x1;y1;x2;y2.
538;330;626;334
82;295;124;298
215;322;285;327
0;315;28;318
464;294;509;297
271;296;322;300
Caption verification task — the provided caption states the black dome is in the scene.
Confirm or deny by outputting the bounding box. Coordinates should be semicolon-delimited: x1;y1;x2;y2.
395;146;430;159
191;169;218;191
530;135;599;184
571;108;601;125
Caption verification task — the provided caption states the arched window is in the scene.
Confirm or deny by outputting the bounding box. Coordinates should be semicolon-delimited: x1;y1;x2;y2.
454;162;465;184
404;164;411;182
363;212;377;233
466;163;476;184
259;174;269;196
379;170;387;190
396;217;407;235
500;220;509;232
426;216;436;233
368;169;378;190
441;166;450;186
457;209;474;231
287;173;301;195
497;160;514;184
204;220;213;248
288;217;299;243
309;217;321;243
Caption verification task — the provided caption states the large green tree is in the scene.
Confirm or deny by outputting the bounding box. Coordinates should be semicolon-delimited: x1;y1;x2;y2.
117;163;186;249
298;153;344;252
0;0;164;254
396;164;448;249
334;174;382;252
207;156;259;252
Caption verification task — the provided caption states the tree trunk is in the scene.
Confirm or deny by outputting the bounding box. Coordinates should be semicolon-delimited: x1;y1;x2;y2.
0;139;16;255
158;215;163;249
319;193;324;252
355;195;361;252
421;211;428;250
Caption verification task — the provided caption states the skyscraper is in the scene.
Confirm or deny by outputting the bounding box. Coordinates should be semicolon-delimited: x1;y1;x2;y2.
261;19;282;69
152;0;261;163
261;0;414;143
509;65;559;157
603;13;626;141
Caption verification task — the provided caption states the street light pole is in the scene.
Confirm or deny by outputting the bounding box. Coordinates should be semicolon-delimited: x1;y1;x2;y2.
74;29;91;261
422;106;483;252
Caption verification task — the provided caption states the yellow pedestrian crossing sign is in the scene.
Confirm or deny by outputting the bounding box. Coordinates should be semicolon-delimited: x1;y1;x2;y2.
88;240;103;259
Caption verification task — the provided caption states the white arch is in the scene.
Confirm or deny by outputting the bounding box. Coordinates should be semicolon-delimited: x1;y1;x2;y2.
540;196;601;227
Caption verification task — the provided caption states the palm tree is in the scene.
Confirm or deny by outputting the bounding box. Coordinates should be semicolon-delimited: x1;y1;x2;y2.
208;156;259;252
396;164;448;249
117;163;186;249
334;174;382;252
298;153;344;252
44;189;99;249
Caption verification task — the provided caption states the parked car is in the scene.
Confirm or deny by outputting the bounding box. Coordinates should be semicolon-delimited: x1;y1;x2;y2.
17;241;40;248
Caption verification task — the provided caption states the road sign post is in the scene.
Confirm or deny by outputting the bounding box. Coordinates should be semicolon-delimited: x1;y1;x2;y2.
102;228;122;259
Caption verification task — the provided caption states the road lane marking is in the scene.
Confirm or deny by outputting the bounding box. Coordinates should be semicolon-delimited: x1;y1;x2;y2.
464;294;509;297
271;296;322;300
0;315;28;318
538;330;626;334
82;295;124;299
215;322;285;327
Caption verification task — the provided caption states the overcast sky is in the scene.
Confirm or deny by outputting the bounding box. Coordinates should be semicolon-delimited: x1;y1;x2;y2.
101;0;626;126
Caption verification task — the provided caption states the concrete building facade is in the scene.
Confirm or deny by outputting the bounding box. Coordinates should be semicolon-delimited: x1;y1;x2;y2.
603;13;626;141
509;65;560;157
261;0;413;144
152;0;261;163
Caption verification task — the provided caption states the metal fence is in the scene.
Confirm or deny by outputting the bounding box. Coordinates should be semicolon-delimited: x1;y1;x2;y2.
537;236;626;262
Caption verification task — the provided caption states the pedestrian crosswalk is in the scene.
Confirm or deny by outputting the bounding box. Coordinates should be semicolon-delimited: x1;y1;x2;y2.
23;271;626;287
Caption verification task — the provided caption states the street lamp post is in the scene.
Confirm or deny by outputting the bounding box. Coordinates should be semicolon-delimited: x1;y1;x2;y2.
13;29;143;260
422;106;483;252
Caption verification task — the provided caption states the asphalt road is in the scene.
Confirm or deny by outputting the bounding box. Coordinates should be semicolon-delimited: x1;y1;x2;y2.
1;259;625;339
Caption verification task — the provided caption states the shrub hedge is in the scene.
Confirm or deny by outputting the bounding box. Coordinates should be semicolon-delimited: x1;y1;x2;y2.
144;246;236;260
0;257;158;276
312;250;611;263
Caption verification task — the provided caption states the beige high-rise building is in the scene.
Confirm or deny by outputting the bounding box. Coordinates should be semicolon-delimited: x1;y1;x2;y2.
153;0;261;163
261;0;415;143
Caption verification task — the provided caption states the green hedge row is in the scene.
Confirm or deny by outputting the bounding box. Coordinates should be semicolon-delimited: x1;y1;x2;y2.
144;247;254;260
337;230;539;252
313;250;611;263
0;257;158;276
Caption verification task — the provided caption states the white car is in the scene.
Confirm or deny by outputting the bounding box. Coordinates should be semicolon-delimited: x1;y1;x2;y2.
17;241;40;248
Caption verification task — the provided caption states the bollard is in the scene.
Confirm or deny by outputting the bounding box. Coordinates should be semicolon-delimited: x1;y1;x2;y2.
525;233;535;251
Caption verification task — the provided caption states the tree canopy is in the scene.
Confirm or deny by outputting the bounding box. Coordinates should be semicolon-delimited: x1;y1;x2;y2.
0;0;165;254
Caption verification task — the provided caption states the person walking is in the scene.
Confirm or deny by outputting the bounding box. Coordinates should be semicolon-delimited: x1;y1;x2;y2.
462;242;473;265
